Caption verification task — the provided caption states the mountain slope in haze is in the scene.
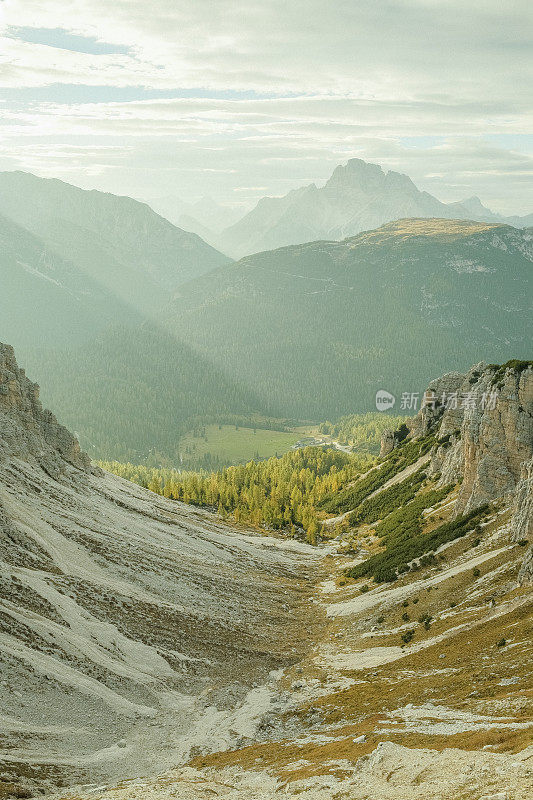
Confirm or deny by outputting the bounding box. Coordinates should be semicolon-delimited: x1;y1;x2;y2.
0;171;231;313
220;158;532;257
0;342;318;795
0;212;138;350
167;219;533;421
446;197;533;228
147;194;244;246
0;174;252;464
33;324;270;463
0;217;267;465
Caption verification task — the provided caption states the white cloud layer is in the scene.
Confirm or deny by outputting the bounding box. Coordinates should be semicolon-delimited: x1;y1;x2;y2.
0;0;531;213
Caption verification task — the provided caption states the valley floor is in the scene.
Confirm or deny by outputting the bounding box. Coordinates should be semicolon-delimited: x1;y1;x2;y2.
44;503;533;800
0;461;322;797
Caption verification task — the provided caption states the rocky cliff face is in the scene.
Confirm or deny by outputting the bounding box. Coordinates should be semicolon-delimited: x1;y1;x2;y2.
514;457;533;584
384;360;533;583
430;362;532;512
0;342;94;476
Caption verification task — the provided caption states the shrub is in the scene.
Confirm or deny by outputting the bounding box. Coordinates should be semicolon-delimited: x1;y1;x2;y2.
360;584;370;593
345;504;489;585
321;434;437;514
490;360;533;387
419;552;437;568
401;629;415;644
348;467;428;526
402;612;410;622
517;539;529;547
376;616;385;624
473;568;481;578
496;638;507;648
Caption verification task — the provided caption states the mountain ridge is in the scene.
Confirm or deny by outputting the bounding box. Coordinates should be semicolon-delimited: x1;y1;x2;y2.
0;170;232;314
167;217;532;422
218;158;533;257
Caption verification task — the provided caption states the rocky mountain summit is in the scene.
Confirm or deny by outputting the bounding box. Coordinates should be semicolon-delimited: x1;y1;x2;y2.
218;158;533;257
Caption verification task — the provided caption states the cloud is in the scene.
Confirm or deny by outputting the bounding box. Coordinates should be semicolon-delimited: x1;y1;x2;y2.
0;0;531;213
2;0;531;100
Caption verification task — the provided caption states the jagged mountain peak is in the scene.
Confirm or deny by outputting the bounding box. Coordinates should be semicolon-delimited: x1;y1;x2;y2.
325;157;385;188
324;158;416;195
219;157;488;257
449;194;501;221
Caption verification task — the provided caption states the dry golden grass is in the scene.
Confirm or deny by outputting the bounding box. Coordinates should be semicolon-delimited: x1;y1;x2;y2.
353;218;503;245
190;506;533;784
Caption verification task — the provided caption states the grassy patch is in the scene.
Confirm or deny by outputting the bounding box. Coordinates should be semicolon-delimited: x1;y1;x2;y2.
179;424;306;468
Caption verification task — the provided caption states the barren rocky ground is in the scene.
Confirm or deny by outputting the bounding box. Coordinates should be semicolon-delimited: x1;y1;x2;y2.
1;344;532;799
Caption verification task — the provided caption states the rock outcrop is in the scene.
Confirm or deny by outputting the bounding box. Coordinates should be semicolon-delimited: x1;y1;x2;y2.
430;362;532;511
404;360;533;582
513;457;533;584
0;342;94;476
379;423;409;457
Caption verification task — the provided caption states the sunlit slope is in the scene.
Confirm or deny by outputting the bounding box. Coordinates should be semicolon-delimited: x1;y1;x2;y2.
0;170;231;315
0;213;136;349
167;219;532;419
0;342;319;793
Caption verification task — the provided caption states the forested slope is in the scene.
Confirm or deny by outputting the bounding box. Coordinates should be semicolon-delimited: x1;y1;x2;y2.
166;219;533;419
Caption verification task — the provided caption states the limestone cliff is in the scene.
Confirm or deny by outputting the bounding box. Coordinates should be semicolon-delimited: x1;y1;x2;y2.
514;456;533;584
0;342;94;476
381;359;533;582
429;362;532;512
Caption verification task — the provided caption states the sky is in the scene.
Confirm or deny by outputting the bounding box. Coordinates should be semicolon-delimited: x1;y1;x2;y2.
0;0;532;216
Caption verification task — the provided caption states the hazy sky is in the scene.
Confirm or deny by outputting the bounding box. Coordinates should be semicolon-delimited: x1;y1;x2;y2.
0;0;531;215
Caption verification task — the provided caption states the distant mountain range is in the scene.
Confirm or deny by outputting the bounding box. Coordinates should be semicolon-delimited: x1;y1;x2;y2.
146;194;245;248
0;171;231;316
168;218;533;420
0;167;531;462
214;159;533;257
0;171;261;461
